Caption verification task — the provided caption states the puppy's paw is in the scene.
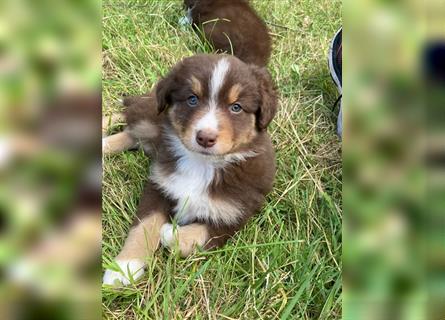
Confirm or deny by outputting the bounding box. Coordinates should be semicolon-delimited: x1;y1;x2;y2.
160;223;188;256
103;259;145;286
160;223;208;257
160;223;175;247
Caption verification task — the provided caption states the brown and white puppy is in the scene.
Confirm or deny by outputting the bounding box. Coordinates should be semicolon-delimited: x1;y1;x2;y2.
103;54;277;285
182;0;271;67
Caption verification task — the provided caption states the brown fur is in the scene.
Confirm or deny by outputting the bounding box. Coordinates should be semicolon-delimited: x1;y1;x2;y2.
185;0;271;67
105;54;277;273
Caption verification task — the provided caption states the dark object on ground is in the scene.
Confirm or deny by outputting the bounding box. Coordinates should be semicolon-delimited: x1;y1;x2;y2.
328;27;342;137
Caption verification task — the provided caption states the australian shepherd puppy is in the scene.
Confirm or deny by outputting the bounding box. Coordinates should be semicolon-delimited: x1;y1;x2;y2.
103;54;277;285
183;0;271;66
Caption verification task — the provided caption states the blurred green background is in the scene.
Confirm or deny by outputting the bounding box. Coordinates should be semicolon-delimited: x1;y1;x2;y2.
0;0;101;319
343;0;445;319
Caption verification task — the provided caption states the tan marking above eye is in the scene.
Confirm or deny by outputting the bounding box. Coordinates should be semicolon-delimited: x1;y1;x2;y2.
190;76;202;97
228;84;242;104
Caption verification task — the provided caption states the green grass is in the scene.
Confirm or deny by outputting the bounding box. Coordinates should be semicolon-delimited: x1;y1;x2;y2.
102;0;342;318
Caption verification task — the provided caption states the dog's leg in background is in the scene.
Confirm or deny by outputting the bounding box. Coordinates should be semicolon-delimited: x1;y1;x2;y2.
102;93;161;155
102;109;134;155
102;130;137;155
103;183;171;285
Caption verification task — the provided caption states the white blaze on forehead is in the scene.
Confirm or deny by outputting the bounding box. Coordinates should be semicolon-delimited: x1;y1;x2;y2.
210;58;230;105
194;58;230;132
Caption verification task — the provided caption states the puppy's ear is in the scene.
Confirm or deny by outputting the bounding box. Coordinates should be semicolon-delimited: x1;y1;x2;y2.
250;66;278;130
155;74;174;114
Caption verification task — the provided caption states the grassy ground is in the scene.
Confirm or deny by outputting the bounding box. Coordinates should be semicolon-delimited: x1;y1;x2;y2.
102;0;342;318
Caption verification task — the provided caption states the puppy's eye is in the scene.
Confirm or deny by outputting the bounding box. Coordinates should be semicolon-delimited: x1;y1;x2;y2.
187;95;198;107
230;103;243;113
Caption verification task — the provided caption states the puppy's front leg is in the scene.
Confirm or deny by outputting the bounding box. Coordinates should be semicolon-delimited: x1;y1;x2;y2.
160;222;238;257
103;183;170;286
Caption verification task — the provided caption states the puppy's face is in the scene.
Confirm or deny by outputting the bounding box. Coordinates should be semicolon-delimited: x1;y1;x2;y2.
157;55;276;156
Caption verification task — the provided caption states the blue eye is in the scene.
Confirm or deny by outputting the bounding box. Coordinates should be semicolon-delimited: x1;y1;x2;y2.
230;103;242;113
187;95;198;107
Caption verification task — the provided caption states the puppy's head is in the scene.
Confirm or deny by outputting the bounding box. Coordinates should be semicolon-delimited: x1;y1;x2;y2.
156;54;277;156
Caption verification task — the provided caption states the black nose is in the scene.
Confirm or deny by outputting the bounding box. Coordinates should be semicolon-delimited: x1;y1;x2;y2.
196;130;217;148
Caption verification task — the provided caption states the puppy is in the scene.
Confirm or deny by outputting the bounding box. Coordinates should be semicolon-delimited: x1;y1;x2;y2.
183;0;271;66
103;54;277;285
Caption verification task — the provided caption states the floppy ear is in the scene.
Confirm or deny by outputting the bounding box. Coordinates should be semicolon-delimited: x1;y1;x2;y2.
250;66;278;130
155;73;175;114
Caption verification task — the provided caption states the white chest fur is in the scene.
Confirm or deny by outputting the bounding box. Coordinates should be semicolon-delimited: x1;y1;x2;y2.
151;154;216;225
150;136;256;226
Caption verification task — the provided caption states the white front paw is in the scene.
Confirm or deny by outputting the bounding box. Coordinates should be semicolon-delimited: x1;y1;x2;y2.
160;223;175;248
103;259;145;286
